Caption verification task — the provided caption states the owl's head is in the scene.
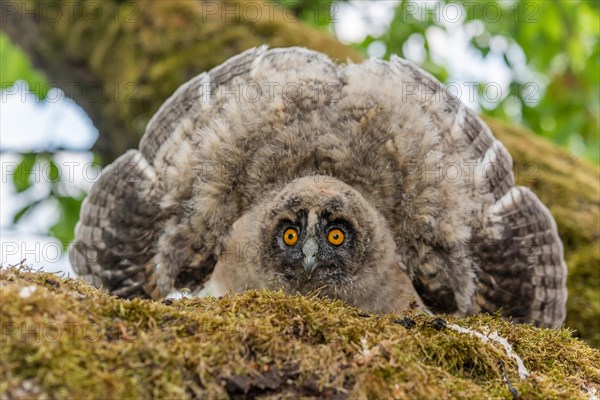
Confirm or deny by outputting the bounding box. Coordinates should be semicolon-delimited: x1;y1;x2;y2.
216;176;401;305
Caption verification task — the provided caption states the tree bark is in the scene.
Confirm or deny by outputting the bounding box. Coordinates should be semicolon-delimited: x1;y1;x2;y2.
2;0;598;347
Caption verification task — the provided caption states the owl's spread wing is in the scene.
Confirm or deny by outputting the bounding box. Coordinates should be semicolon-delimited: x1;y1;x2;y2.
70;150;163;298
71;46;271;297
386;57;566;327
475;187;567;327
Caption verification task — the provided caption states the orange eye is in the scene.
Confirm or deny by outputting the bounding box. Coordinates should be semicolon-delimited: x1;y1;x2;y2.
328;228;345;246
283;228;299;246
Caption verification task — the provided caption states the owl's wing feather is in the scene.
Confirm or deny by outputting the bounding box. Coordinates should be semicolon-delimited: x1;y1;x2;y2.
387;55;566;326
140;45;269;162
72;46;273;297
476;187;567;328
70;150;163;298
390;55;515;200
139;72;210;162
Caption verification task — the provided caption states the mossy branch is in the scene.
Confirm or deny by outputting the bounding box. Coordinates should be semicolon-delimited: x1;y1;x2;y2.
1;267;599;399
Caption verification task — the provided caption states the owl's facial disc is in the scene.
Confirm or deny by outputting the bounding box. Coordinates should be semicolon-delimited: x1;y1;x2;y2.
258;176;383;294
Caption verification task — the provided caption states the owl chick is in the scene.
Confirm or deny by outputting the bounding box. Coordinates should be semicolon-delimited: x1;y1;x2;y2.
70;46;567;327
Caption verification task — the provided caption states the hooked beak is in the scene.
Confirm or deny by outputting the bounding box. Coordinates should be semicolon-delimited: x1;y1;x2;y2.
302;236;319;276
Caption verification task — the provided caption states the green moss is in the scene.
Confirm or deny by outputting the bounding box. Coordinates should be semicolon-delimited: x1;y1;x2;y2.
2;267;599;399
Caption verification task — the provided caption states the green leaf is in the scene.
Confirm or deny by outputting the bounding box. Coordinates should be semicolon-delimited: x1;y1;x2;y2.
12;154;37;193
48;161;61;183
12;199;44;224
49;196;84;249
13;204;33;224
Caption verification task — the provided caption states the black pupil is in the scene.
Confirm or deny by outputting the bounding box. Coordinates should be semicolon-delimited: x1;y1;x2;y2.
287;233;294;240
333;234;339;240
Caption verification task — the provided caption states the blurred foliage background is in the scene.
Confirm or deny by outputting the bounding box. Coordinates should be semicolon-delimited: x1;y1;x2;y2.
1;0;598;248
292;0;599;162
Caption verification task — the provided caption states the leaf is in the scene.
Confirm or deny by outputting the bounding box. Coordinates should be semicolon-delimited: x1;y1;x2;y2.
49;195;84;249
48;161;60;183
12;154;37;193
12;198;46;224
13;204;32;224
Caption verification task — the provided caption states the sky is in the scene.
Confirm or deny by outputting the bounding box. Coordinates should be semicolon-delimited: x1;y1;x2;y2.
0;0;514;276
0;90;98;275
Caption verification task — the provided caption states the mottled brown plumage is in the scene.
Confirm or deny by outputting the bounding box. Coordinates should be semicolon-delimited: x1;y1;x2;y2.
70;46;567;327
